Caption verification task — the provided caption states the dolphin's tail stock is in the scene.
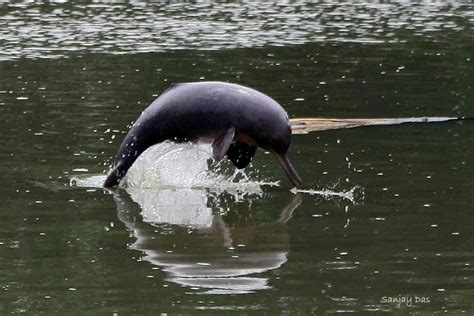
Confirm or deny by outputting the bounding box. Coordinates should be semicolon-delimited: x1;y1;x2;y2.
103;163;126;188
103;121;161;188
290;116;470;134
104;136;156;188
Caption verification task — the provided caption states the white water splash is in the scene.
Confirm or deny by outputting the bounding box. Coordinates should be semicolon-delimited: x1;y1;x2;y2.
123;142;279;195
70;142;362;203
70;174;107;188
291;186;362;204
71;142;277;197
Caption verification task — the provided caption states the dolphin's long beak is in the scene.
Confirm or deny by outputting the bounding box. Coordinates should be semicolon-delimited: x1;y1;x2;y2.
275;153;303;187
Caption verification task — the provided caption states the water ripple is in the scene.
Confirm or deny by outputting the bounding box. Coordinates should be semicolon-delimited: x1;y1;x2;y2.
0;1;472;61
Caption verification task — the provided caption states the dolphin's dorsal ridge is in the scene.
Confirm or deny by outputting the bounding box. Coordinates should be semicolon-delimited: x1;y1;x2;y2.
162;82;183;94
212;126;236;161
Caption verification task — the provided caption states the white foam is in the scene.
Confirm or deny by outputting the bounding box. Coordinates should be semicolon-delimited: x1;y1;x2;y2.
123;142;278;195
70;142;362;204
70;142;276;197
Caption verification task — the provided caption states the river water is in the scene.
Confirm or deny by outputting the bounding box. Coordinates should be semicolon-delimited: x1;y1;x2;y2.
0;1;473;314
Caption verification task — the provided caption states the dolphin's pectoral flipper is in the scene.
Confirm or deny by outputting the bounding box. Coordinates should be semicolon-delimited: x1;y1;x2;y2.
226;141;257;169
212;126;236;161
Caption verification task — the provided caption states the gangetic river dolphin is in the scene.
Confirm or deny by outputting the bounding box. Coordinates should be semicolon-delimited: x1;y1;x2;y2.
103;81;302;188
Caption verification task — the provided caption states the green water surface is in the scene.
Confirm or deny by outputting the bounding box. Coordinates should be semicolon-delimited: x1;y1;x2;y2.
0;2;473;314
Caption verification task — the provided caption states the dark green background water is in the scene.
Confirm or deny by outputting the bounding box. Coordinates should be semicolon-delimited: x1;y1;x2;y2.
0;2;473;314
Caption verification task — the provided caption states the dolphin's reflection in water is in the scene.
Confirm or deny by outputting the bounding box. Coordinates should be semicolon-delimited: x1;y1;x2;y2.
113;189;301;294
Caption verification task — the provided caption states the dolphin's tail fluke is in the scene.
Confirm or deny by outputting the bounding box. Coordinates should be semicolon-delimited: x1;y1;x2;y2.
290;116;468;134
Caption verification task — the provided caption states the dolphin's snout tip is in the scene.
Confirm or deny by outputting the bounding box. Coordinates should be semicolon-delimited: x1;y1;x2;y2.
275;153;302;188
288;170;303;188
290;174;303;188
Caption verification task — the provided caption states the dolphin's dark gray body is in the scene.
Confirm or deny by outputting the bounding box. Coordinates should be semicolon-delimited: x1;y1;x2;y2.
103;81;302;187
